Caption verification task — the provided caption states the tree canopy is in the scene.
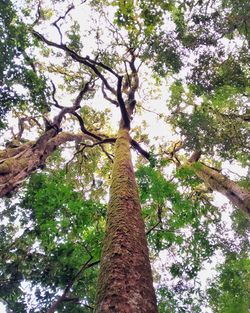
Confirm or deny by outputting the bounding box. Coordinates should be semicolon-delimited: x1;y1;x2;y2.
0;0;249;312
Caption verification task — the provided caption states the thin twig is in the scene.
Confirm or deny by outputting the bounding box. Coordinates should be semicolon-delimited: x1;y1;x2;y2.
50;80;65;109
52;4;75;44
101;82;118;106
32;30;117;94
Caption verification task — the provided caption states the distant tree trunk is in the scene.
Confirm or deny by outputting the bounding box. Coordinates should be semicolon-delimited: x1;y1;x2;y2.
47;292;68;313
193;162;250;217
0;131;84;197
95;128;157;313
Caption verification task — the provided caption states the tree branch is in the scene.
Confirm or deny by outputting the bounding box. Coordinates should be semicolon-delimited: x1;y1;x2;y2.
101;82;118;106
146;222;161;236
71;112;102;141
52;81;91;128
52;4;75;44
47;258;99;313
130;139;150;160
32;0;42;26
32;30;117;94
117;76;130;129
50;80;64;109
188;150;202;163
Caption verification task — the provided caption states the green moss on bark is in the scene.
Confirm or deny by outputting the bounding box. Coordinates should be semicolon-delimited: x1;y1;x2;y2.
194;163;250;217
0;159;14;174
95;129;157;313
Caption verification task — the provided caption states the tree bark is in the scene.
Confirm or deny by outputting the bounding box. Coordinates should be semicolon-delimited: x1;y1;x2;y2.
95;128;157;313
193;163;250;217
0;131;85;197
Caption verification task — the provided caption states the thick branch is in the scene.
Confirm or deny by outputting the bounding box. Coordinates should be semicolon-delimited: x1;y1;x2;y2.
189;159;250;217
0;121;152;197
33;83;90;151
128;52;139;99
0;132;88;197
117;76;130;129
188;150;202;163
130;139;150;160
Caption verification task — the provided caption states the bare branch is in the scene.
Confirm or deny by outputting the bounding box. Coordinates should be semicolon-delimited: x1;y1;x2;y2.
32;0;42;26
79;138;116;149
52;4;75;44
52;84;89;127
130;139;150;160
32;30;117;94
50;80;65;109
71;112;103;141
146;222;161;236
100;145;114;162
137;104;163;117
101;82;118;106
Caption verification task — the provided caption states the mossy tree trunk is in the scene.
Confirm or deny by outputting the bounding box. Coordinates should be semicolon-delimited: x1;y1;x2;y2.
95;128;157;312
194;163;250;217
0;131;85;197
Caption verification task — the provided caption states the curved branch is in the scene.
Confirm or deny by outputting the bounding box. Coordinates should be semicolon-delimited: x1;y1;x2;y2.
32;30;117;94
50;80;65;109
101;82;119;106
71;112;102;141
52;4;75;44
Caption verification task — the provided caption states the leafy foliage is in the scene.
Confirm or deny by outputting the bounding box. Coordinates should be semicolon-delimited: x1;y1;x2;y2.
0;170;106;312
208;254;250;313
0;0;50;127
0;0;249;312
136;165;221;310
168;80;250;163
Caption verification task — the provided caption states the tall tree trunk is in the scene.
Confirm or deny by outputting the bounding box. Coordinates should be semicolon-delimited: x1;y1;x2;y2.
95;128;157;313
0;131;84;197
193;163;250;217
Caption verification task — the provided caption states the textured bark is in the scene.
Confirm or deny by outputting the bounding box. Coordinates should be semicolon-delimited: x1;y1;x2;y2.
0;131;85;197
95;129;157;313
193;163;250;217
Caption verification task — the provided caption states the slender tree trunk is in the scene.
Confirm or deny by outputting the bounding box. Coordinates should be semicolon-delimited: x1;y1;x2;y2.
193;163;250;217
95;128;157;313
47;291;68;313
0;131;84;197
47;259;99;313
